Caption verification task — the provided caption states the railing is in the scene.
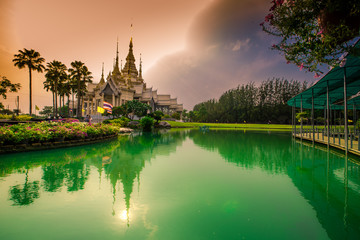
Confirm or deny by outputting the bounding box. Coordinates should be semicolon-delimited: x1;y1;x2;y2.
293;127;360;152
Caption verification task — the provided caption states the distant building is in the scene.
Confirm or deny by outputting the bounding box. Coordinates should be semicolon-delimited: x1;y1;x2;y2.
82;38;183;116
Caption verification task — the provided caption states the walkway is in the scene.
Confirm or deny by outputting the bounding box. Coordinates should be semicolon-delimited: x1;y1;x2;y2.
294;131;360;156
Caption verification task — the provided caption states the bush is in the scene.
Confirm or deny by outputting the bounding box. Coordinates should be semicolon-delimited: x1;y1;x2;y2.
15;115;32;121
0;114;11;120
0;121;119;145
140;116;154;132
171;112;180;120
103;116;130;127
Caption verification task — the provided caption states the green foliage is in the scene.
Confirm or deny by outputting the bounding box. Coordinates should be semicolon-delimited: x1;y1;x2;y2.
316;117;325;124
182;109;189;121
296;112;309;122
15;115;33;121
192;78;306;124
166;121;293;130
0;108;13;115
188;111;199;122
0;75;20;113
104;116;130;127
356;119;360;130
163;114;170;119
0;114;12;119
0;122;119;145
140;116;154;132
44;60;68;117
59;105;70;118
13;48;45;115
171;112;181;120
261;0;360;74
39;106;53;118
0;75;21;99
68;61;92;118
150;111;164;123
125;100;151;119
112;105;127;118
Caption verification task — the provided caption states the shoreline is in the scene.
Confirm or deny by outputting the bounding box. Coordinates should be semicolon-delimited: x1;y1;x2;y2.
0;128;133;154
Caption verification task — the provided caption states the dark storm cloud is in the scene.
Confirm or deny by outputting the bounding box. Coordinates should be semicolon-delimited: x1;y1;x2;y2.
146;0;315;109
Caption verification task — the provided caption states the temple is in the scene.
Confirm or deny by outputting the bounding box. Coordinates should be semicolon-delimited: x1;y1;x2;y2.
83;38;183;116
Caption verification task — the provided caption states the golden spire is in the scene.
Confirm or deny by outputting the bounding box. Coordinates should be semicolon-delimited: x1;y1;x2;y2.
102;62;104;78
139;53;142;79
99;62;105;84
112;38;121;77
122;37;138;77
116;37;119;67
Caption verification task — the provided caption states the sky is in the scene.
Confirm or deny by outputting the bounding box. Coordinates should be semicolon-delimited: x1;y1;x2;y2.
0;0;316;112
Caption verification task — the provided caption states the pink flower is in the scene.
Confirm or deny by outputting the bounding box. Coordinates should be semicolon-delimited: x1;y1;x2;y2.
299;63;304;71
265;14;274;22
314;73;320;78
276;0;284;6
317;29;324;35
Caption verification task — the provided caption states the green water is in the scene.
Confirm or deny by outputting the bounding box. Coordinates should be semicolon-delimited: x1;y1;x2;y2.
0;129;359;240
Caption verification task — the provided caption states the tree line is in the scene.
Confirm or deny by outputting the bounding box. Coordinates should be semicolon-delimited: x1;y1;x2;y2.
188;78;307;124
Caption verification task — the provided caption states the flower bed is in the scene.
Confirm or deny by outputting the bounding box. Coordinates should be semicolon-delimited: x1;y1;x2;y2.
0;122;119;146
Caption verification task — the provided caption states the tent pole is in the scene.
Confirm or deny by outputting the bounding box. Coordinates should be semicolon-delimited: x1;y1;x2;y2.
294;99;297;137
344;67;348;154
300;95;303;140
353;103;356;135
312;89;315;144
292;104;294;137
327;81;330;148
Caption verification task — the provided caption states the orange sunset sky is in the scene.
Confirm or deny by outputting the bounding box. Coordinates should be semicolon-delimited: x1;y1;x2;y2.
0;0;315;112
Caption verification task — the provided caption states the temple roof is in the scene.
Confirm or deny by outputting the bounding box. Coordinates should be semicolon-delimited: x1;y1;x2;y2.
122;38;138;78
99;63;105;85
112;40;122;80
100;77;120;96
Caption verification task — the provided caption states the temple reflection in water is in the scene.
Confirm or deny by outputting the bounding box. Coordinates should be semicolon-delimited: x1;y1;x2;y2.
0;130;359;238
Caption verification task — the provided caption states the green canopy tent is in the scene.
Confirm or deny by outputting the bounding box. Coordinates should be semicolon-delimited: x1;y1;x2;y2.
287;39;360;152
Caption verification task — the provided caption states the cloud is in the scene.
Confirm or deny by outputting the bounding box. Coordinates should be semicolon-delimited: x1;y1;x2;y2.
228;38;250;52
145;0;314;109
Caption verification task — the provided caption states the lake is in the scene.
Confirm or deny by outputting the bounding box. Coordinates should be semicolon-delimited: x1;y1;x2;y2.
0;129;359;240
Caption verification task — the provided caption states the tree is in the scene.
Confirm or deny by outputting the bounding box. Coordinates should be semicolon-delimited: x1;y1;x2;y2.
9;169;40;206
13;48;45;114
188;111;199;122
192;78;306;123
39;106;53;118
140;116;154;132
68;61;92;118
44;60;68;117
261;0;360;75
152;110;164;123
112;105;127;118
0;76;21;109
182;109;188;121
171;112;181;120
125;100;151;119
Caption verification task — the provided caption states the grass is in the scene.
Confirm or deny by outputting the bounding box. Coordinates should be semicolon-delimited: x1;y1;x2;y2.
165;121;359;132
166;121;292;130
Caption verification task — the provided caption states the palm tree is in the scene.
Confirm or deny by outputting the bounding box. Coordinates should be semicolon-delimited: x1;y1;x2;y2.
44;60;67;117
68;61;92;118
62;78;72;117
43;80;55;117
13;49;45;115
